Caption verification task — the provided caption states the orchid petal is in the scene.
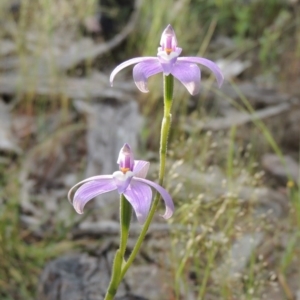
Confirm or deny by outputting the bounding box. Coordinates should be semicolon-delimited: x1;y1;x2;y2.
171;62;201;95
178;57;224;87
132;60;162;93
133;160;150;179
112;171;134;194
68;175;114;203
124;179;152;224
72;178;117;214
134;177;174;219
110;57;157;86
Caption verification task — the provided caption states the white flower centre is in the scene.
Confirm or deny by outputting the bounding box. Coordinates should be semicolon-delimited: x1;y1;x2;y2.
112;171;134;181
157;50;179;61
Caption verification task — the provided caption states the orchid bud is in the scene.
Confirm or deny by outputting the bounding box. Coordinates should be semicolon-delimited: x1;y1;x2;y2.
117;143;134;173
160;24;177;54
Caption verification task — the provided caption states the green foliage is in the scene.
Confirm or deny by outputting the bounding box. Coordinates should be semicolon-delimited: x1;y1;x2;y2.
0;164;73;299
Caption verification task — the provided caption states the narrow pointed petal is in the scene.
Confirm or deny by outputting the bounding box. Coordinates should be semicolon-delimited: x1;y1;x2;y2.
110;57;158;86
178;57;224;87
171;62;201;95
112;171;134;194
68;175;114;203
133;60;162;92
72;178;117;214
134;178;174;219
124;179;152;224
133;160;150;179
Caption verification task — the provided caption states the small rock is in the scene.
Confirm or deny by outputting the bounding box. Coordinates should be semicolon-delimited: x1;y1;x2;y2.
218;82;291;107
161;161;288;218
74;99;142;177
239;186;288;218
38;253;127;300
0;100;21;154
281;107;300;149
216;59;251;80
262;153;299;184
12;114;37;138
0;39;16;56
214;232;264;280
125;264;170;300
84;15;102;34
38;252;150;300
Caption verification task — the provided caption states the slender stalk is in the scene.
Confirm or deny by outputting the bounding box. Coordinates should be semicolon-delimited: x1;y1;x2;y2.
104;75;174;299
120;74;174;279
119;194;132;257
104;195;132;300
104;250;122;300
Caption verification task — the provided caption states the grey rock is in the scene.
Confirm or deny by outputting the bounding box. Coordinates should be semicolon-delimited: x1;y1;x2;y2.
216;59;251;80
0;100;21;154
38;253;150;300
262;153;299;184
74;99;142;177
125;264;170;300
161;161;288;218
219;82;291;107
37;253;126;300
214;232;264;280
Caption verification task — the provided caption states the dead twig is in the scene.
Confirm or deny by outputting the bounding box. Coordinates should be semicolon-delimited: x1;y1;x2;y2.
184;102;293;132
277;271;294;300
0;72;132;101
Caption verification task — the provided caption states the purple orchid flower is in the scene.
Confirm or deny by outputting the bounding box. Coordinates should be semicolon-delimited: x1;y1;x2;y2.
110;24;224;95
68;144;174;224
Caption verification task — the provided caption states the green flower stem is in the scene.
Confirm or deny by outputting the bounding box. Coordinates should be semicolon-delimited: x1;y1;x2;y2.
120;74;174;279
104;75;174;299
104;250;122;300
119;194;132;257
104;195;132;300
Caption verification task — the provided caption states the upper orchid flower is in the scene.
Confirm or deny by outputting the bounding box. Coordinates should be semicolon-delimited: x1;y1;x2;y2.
68;143;174;224
110;24;224;95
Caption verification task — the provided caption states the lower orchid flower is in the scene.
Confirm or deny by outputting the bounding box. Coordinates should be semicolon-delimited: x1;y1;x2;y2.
68;143;174;224
110;24;224;95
